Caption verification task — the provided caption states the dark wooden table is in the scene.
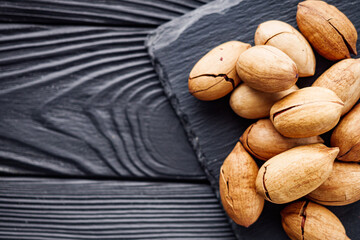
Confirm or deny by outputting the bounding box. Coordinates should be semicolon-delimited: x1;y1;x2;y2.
0;1;236;239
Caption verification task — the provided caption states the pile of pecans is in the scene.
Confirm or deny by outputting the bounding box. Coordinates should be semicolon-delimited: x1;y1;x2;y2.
188;1;359;239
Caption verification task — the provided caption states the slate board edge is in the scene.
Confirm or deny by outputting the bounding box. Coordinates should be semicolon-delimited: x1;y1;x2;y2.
147;34;242;240
146;0;244;239
146;0;243;188
147;41;242;240
147;35;213;182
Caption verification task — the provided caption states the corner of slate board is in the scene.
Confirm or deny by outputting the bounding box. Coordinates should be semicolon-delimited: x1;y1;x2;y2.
147;0;360;239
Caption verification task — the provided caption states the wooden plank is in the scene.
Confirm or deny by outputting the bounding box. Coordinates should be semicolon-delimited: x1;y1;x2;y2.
0;177;235;240
147;0;360;239
0;24;205;179
0;0;212;26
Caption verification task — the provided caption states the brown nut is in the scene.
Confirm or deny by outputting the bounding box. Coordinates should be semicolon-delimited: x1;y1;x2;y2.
219;142;264;227
236;45;298;93
240;119;323;160
188;41;250;101
307;161;360;206
255;144;339;204
313;58;360;115
297;0;357;61
270;87;344;138
281;201;350;240
230;84;298;119
255;20;315;77
331;103;360;162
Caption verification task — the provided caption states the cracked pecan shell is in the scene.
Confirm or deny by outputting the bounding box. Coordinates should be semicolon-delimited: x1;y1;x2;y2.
188;41;250;101
331;103;360;162
219;142;264;227
297;0;357;61
270;87;344;138
281;201;350;240
255;144;339;204
255;20;315;77
240;119;323;160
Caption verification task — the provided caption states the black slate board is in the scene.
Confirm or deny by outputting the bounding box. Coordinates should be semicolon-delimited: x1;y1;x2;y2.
0;24;205;180
147;0;360;239
0;0;211;26
0;177;235;240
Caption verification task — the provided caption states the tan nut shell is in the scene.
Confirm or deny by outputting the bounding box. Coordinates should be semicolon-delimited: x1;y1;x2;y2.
188;41;251;101
219;142;264;227
270;87;344;138
255;20;315;77
236;45;298;93
281;201;350;240
230;84;298;119
331;103;360;162
313;58;360;115
240;119;323;160
297;0;357;61
307;162;360;206
255;144;339;204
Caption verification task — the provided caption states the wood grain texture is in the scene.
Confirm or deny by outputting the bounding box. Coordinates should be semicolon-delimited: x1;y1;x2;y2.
0;0;212;26
0;24;205;179
147;0;360;239
0;177;236;240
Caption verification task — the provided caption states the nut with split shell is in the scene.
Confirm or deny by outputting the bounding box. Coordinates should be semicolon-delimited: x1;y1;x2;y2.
296;0;357;61
188;41;251;101
270;87;344;138
255;20;315;77
307;161;360;206
236;45;298;93
331;103;360;162
255;143;339;204
313;58;360;115
230;84;298;119
281;201;350;240
219;142;264;227
240;119;323;160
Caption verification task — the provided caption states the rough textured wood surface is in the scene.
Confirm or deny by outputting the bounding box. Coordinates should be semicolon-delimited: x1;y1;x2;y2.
0;1;235;240
0;24;206;179
147;0;360;239
0;0;211;26
0;177;235;240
